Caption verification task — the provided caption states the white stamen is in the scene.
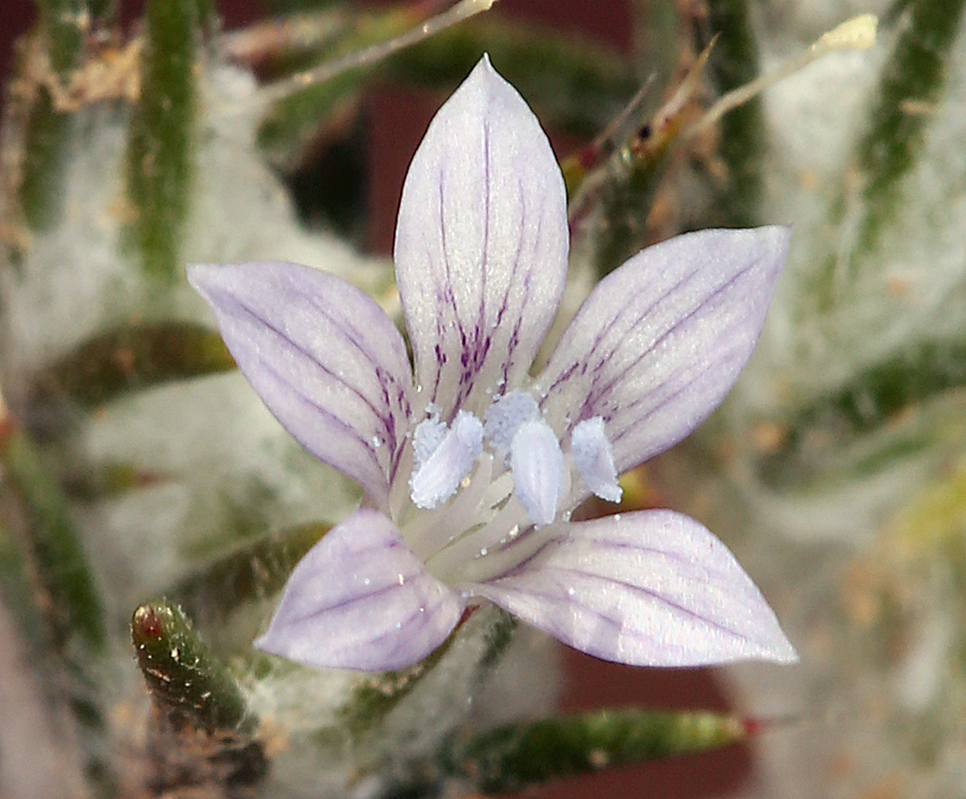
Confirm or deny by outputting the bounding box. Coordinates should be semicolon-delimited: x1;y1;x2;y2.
478;470;515;510
410;411;483;509
455;518;555;584
424;492;527;580
483;390;539;452
411;416;447;472
510;418;563;526
571;416;622;503
405;453;493;559
427;462;573;584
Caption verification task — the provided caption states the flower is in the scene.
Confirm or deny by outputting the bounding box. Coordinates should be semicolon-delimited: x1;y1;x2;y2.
188;56;796;672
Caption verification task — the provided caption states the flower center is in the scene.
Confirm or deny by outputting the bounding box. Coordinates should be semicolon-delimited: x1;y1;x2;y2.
398;390;621;584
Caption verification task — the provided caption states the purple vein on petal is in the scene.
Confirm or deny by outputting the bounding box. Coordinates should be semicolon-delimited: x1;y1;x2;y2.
253;352;385;477
498;183;538;391
573;253;762;429
395;56;568;420
545;562;762;644
470;508;797;666
539;258;706;428
189;261;414;506
256;510;464;670
214;292;395;476
537;228;787;473
541;259;703;404
476;580;753;666
605;346;744;448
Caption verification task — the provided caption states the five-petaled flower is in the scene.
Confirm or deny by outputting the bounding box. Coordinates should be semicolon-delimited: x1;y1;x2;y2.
189;56;797;672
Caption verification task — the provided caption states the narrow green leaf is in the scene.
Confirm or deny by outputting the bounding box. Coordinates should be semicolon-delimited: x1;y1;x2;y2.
132;600;259;735
0;513;49;652
757;338;966;487
444;708;748;794
0;423;116;794
477;606;517;670
854;0;966;249
26;321;235;428
706;0;765;226
61;461;168;500
341;630;458;738
257;67;364;168
172;521;329;628
816;0;966;308
0;426;106;650
126;0;200;279
250;2;431;167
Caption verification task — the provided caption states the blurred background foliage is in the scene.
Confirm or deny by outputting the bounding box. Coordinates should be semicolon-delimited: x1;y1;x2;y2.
0;0;965;797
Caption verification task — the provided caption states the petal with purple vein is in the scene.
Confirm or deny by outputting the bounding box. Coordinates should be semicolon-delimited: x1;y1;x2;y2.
394;55;568;420
470;510;797;667
537;227;789;474
255;509;465;671
188;261;414;510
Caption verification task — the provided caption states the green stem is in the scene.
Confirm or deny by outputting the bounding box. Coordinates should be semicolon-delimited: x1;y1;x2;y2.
705;0;765;226
443;708;748;794
126;0;200;280
341;608;517;739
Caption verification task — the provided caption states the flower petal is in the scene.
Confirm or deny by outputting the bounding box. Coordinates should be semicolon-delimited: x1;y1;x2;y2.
471;510;797;667
188;261;413;509
537;227;789;474
255;509;465;671
394;55;568;420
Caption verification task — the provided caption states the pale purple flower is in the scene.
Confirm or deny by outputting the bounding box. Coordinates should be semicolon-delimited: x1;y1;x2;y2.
188;56;797;672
